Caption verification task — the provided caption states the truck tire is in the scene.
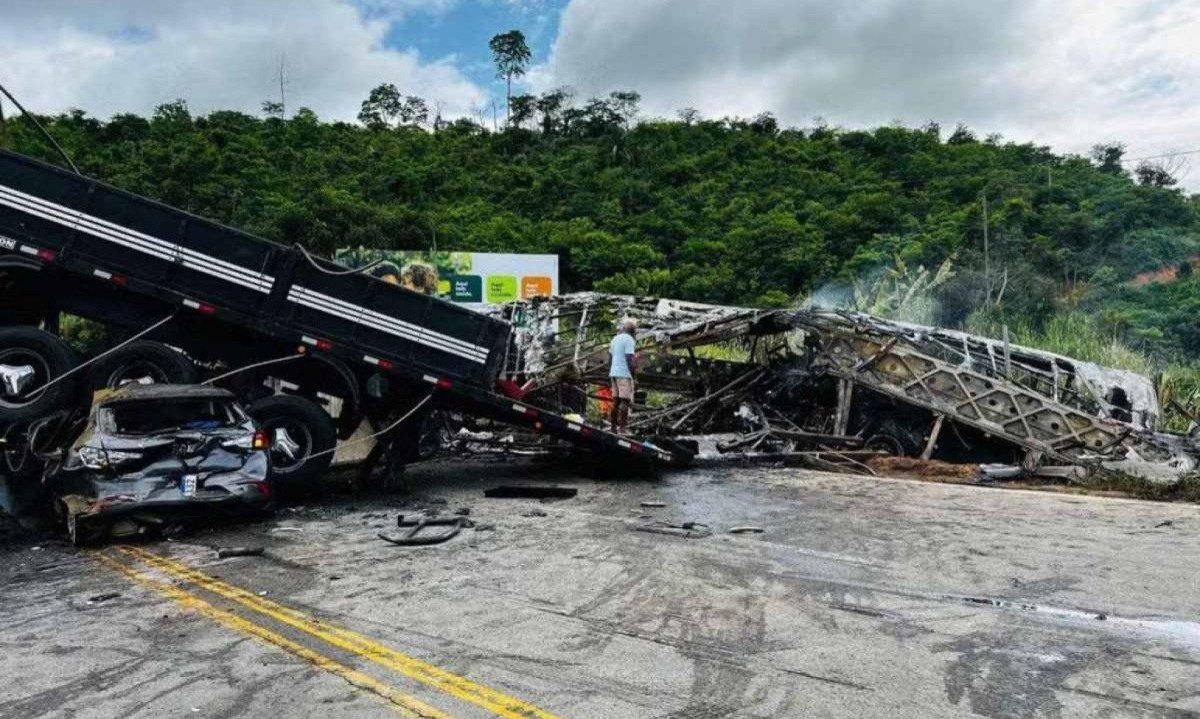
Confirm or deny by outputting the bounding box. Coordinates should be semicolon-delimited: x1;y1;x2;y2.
0;327;79;423
246;395;336;487
86;340;197;395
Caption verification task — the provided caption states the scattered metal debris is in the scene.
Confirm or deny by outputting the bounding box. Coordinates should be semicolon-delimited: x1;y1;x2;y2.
634;521;712;538
378;515;468;546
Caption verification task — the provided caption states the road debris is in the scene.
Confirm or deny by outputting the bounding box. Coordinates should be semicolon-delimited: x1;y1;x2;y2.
484;485;578;500
87;592;121;604
640;501;667;508
634;520;712;538
729;526;765;534
378;515;468;546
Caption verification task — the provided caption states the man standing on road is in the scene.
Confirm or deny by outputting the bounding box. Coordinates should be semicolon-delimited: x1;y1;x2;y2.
609;318;637;434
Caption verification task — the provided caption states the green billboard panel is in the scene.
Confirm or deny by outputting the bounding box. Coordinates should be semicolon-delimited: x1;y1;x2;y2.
450;275;483;303
486;275;518;303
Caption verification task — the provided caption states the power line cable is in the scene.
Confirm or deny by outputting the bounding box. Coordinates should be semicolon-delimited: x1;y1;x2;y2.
0;80;81;175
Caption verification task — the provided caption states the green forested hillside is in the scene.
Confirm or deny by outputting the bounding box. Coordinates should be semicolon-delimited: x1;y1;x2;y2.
2;99;1197;361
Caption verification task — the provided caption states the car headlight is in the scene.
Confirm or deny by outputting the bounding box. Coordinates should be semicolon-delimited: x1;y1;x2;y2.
77;446;142;470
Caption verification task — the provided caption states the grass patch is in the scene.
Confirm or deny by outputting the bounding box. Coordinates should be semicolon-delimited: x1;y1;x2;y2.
1077;470;1200;502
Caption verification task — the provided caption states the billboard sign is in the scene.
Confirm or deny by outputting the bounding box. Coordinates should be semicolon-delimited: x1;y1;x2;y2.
334;249;558;306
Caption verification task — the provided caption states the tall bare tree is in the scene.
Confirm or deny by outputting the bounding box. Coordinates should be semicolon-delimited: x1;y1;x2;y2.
489;30;531;126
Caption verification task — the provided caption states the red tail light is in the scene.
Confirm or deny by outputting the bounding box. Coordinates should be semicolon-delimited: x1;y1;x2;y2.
255;481;271;497
36;249;57;262
252;431;268;450
436;378;453;389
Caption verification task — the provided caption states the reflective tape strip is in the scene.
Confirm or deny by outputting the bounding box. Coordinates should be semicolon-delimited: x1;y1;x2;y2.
0;184;273;286
289;286;487;361
287;286;489;364
288;288;480;363
0;184;274;293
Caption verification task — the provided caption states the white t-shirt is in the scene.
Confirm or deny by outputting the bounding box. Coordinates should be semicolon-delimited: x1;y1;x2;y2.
609;333;635;378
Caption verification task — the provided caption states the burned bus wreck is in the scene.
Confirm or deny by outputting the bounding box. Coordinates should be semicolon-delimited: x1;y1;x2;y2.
492;293;1195;476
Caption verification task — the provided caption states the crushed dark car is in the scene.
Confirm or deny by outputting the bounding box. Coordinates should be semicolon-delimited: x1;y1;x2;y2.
45;384;274;545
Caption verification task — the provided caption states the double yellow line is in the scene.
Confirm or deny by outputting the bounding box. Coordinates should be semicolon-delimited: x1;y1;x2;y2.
102;546;566;719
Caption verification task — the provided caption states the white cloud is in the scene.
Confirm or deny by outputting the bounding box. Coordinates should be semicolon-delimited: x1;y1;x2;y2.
0;0;486;121
536;0;1200;189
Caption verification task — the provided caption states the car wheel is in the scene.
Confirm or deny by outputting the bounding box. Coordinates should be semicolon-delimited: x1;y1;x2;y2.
246;395;336;487
85;340;197;398
0;327;79;424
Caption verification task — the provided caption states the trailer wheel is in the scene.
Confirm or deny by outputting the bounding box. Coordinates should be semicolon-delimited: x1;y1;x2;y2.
247;395;336;487
0;327;79;423
86;340;197;394
2;440;43;482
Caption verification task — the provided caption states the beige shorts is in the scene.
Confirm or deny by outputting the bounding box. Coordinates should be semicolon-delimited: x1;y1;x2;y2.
610;378;635;400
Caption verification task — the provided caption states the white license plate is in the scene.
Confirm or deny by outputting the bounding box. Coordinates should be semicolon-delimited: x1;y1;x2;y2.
181;474;198;496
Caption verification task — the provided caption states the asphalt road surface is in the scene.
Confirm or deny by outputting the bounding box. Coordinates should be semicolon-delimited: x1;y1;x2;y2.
2;460;1199;718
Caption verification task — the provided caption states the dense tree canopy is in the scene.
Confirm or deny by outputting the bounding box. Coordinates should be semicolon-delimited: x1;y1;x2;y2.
2;95;1197;361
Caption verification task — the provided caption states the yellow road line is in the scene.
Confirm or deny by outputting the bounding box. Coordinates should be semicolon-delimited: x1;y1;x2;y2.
118;545;567;719
93;553;453;719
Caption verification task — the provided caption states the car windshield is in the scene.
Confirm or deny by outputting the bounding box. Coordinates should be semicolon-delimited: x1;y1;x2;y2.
99;398;246;435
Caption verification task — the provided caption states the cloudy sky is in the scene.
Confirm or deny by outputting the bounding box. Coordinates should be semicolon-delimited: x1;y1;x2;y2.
2;0;1197;188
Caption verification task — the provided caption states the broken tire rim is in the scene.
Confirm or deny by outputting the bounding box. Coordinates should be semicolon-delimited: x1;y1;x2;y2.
264;419;312;474
0;350;49;409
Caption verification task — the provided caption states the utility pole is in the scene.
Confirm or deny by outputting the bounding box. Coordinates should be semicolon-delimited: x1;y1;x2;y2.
276;53;289;117
982;192;990;304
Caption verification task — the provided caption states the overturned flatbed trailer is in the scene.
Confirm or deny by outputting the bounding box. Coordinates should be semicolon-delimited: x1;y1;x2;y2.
0;150;692;477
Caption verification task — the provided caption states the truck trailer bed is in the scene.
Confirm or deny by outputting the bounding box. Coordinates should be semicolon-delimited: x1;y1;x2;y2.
0;149;692;468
